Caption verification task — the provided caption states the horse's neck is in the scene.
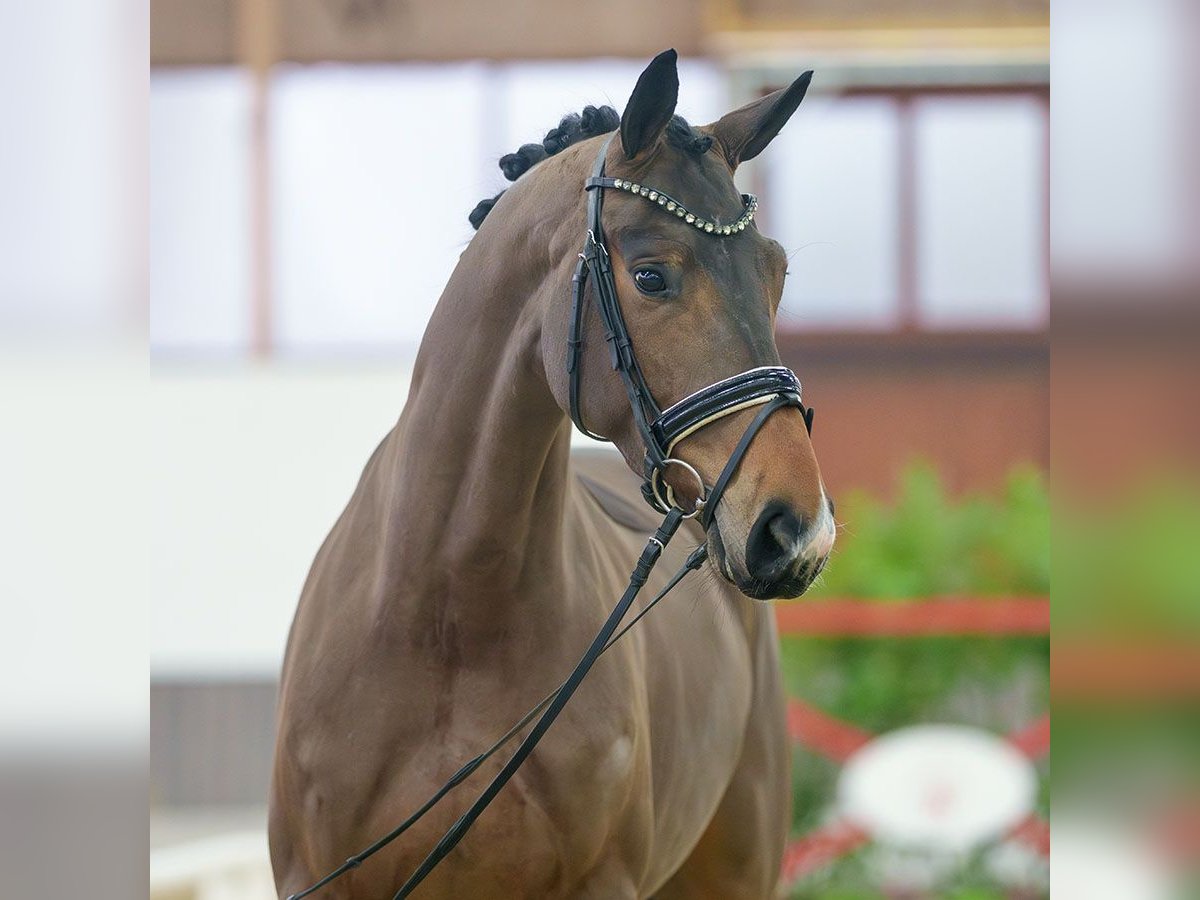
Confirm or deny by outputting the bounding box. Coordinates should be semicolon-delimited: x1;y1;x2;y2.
376;215;574;616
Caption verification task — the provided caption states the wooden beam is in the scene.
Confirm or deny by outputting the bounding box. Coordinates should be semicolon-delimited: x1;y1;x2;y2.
235;0;278;356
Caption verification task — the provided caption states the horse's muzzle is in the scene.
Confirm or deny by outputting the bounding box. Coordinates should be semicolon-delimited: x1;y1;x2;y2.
710;497;835;601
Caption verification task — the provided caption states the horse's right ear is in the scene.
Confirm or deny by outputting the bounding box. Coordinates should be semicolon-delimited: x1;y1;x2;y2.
707;71;813;169
620;49;679;160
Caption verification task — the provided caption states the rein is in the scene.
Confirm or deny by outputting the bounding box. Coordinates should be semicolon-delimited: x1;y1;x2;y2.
287;134;813;900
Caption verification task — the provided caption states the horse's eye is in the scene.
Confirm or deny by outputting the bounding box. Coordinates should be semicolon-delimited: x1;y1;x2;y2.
633;269;667;294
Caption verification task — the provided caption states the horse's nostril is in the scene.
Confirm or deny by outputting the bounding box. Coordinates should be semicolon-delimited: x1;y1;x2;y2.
745;501;807;582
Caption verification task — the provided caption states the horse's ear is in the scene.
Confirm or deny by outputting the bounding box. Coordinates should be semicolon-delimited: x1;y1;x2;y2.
620;49;679;160
707;71;813;169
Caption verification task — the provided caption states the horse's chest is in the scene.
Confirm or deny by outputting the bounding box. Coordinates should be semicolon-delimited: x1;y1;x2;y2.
548;577;756;860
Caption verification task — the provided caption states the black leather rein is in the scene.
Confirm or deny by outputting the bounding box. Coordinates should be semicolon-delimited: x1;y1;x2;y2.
287;134;814;900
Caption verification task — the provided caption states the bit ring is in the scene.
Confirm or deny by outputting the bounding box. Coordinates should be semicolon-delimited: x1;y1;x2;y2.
653;458;708;519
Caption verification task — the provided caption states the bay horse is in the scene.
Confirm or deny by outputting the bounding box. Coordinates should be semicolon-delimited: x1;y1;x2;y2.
270;50;835;899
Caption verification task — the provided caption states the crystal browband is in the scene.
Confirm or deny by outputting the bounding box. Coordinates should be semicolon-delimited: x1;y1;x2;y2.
586;176;758;236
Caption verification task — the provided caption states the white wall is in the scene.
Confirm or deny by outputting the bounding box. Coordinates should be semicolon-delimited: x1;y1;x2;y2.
149;362;613;678
150;364;412;677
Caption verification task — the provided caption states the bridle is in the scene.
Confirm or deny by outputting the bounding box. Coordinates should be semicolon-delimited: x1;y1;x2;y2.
287;134;815;900
569;134;813;523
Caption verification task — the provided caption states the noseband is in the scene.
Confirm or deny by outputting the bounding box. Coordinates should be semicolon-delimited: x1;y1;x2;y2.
569;135;813;524
287;134;818;900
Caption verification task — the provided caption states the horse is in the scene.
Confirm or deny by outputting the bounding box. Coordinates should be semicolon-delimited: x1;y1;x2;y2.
269;49;835;899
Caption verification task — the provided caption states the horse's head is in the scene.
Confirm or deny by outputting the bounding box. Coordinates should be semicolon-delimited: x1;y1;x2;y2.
535;52;834;599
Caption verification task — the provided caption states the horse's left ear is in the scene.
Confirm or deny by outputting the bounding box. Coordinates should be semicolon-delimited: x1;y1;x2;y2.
707;71;814;169
620;49;679;160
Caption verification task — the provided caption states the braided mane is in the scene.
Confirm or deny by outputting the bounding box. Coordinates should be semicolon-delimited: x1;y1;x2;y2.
469;105;713;229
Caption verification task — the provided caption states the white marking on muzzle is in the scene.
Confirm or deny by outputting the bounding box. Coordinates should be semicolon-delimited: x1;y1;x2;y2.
805;484;837;562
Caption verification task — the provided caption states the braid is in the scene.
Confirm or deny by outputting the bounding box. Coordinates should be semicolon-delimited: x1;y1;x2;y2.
469;106;710;230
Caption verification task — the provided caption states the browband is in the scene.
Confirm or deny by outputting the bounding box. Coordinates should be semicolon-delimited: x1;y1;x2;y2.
585;176;758;236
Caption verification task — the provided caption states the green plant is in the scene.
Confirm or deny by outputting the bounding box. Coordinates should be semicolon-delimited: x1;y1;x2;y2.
1055;476;1200;634
809;462;1049;600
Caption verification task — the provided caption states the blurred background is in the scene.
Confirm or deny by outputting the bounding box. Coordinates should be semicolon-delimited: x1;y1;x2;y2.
1;0;1193;897
147;1;1055;897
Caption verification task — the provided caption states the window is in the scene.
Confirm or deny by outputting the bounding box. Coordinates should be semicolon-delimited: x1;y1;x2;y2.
270;65;486;352
915;95;1046;327
763;87;1049;332
150;69;253;352
149;60;725;356
766;96;901;328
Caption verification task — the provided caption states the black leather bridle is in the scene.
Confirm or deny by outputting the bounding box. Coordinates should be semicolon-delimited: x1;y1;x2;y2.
287;135;815;900
569;134;813;524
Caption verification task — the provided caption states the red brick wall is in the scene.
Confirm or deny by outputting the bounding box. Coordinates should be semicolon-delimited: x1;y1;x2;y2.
778;331;1049;497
